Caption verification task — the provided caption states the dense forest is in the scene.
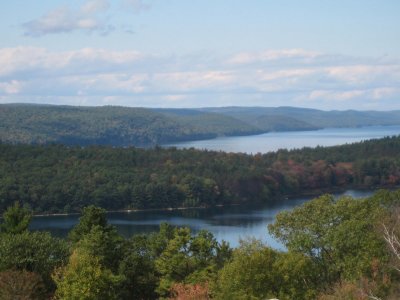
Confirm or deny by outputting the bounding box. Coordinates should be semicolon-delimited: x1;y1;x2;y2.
1;135;400;214
0;104;262;146
201;106;400;129
2;107;400;299
2;104;400;146
1;190;400;299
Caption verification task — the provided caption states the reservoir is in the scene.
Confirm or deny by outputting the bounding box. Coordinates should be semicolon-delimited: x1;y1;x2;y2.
30;189;375;249
30;125;400;248
165;125;400;154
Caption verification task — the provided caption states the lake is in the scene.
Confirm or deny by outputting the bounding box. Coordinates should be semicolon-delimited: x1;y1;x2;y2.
30;125;400;248
30;189;375;249
165;125;400;154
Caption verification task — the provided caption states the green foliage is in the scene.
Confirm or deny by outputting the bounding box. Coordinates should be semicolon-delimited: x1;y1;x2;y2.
155;227;197;296
3;104;400;147
1;136;400;214
268;194;388;285
76;225;125;272
0;195;399;299
60;219;229;299
317;281;369;300
212;239;317;300
68;205;109;243
53;248;123;300
171;111;263;136
0;201;32;234
118;235;159;300
0;231;68;291
369;188;400;209
155;227;230;297
0;104;263;146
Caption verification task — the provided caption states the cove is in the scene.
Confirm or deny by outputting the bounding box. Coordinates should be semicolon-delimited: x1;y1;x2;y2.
30;189;374;249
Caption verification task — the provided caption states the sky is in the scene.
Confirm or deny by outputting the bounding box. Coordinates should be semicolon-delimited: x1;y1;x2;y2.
0;0;399;110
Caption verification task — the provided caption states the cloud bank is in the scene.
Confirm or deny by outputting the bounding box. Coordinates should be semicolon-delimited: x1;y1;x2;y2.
0;47;399;110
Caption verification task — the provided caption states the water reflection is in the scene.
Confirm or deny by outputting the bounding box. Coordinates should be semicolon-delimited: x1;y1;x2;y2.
30;189;374;249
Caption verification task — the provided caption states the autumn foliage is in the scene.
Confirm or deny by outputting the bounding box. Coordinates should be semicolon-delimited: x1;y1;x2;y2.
169;283;210;300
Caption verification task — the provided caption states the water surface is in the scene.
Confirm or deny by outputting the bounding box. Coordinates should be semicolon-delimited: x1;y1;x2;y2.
165;125;400;154
30;189;374;249
30;126;399;247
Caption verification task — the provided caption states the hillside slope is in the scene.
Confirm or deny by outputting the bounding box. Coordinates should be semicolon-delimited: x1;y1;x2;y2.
1;104;400;146
201;106;400;128
0;104;262;146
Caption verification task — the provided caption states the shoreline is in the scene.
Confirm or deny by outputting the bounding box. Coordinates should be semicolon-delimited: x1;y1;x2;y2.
161;124;400;152
30;184;397;218
31;203;241;218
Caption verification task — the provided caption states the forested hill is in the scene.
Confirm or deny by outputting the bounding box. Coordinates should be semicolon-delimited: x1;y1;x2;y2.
2;104;400;146
1;135;400;214
200;106;400;129
0;104;263;146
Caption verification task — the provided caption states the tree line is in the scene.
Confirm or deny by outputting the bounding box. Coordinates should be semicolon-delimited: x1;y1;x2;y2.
1;136;400;214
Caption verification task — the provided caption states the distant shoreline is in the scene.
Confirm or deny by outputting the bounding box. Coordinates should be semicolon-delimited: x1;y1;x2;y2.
30;185;389;218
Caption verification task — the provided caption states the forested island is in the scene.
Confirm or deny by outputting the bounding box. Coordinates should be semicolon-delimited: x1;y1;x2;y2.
1;135;400;214
2;104;400;146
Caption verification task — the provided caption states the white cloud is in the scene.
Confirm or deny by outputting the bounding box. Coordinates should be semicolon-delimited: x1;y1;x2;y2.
0;47;399;109
228;49;321;65
324;65;400;85
371;87;399;100
22;0;112;37
0;47;144;78
81;0;110;14
308;87;400;102
0;80;22;95
165;94;187;102
309;89;366;101
256;69;317;81
154;71;235;91
121;0;151;13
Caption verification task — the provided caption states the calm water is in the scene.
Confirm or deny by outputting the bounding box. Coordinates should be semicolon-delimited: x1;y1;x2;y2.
165;125;400;154
30;189;374;249
30;126;399;248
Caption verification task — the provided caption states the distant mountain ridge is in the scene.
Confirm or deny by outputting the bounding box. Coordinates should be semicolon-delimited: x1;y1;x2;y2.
199;106;400;128
1;103;400;146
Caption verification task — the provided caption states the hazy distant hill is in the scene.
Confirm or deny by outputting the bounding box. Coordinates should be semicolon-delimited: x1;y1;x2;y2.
1;104;400;146
200;106;400;128
153;108;264;136
0;104;262;146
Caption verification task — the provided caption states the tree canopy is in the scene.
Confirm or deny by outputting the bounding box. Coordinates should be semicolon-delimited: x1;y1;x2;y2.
1;190;400;299
1;135;400;214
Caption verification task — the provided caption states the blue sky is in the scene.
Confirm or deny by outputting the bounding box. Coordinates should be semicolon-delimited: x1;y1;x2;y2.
0;0;399;110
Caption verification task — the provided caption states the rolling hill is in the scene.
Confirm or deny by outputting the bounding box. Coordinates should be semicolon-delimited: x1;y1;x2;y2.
1;103;400;146
0;104;262;146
